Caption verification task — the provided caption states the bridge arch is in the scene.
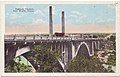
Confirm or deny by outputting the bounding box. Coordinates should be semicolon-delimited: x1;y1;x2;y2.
75;42;92;57
6;45;66;72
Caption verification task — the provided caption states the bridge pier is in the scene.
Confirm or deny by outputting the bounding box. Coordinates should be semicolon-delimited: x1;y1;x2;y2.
88;41;94;56
61;43;64;63
5;44;18;65
92;41;95;55
64;44;68;65
68;42;72;62
71;42;75;59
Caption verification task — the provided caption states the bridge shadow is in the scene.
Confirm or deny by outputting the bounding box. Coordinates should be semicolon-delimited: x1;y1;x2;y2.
75;42;90;58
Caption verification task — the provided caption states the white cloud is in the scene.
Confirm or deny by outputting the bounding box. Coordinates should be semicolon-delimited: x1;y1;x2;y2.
5;18;49;34
95;18;105;23
67;11;87;24
34;10;45;17
32;19;47;24
68;14;77;18
34;6;57;16
71;11;82;16
9;13;26;20
95;18;115;24
70;11;86;19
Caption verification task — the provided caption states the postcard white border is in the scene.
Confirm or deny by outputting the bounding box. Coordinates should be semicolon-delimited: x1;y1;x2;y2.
0;1;120;77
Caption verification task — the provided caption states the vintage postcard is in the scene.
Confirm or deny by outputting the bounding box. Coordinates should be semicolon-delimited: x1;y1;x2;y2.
0;1;120;77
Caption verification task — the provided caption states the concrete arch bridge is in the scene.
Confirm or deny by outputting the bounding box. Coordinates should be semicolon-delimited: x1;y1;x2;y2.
5;35;105;72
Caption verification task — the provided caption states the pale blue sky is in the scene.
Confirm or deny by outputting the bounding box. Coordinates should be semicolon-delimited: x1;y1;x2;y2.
5;4;116;34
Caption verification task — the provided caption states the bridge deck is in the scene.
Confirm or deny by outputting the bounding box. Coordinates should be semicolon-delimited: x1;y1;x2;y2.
5;35;104;43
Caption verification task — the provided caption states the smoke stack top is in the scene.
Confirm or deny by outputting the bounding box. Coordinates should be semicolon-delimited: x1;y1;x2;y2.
62;11;65;34
49;6;53;36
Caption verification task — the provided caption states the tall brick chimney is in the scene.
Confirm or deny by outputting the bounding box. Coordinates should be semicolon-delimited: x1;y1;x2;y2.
49;6;53;36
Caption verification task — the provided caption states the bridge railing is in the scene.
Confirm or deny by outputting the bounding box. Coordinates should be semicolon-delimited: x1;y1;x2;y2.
4;35;105;41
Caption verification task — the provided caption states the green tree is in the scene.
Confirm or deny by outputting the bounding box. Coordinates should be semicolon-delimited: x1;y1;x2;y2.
106;53;116;66
67;54;108;72
31;45;64;72
5;56;32;72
